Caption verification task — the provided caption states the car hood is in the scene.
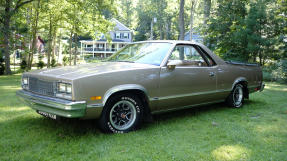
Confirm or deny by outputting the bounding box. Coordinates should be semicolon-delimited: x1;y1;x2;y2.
25;62;158;80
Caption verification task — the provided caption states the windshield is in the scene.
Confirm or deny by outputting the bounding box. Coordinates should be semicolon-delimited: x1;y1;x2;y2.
106;42;172;66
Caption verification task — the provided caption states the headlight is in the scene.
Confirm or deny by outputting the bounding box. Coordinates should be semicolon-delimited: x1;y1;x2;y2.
23;78;28;85
22;77;29;90
66;84;72;94
58;83;67;93
56;82;72;100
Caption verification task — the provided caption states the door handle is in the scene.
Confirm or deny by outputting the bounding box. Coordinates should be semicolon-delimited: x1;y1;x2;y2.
209;72;215;77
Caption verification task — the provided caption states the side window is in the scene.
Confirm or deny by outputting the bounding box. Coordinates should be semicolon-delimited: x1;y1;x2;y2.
197;46;216;66
169;45;208;67
115;33;120;39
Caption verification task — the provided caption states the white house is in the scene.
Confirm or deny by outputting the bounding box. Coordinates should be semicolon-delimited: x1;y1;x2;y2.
184;30;203;43
80;18;132;59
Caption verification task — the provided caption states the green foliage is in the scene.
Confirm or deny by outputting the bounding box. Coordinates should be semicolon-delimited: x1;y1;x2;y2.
206;0;283;65
37;61;45;69
62;56;69;66
263;60;287;83
37;55;45;69
51;59;57;67
206;0;248;61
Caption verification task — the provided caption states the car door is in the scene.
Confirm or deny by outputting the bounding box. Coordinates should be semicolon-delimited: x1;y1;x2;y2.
157;44;218;111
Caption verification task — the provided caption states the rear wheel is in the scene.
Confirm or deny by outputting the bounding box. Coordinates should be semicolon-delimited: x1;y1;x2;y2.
99;94;144;133
226;84;244;108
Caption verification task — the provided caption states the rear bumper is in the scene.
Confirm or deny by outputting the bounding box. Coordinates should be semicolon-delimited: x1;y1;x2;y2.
16;90;86;118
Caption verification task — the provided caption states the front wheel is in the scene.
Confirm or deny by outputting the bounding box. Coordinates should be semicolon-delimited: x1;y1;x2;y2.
226;84;244;108
98;94;144;133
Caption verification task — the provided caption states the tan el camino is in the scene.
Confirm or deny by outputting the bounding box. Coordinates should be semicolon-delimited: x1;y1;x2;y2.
17;40;264;133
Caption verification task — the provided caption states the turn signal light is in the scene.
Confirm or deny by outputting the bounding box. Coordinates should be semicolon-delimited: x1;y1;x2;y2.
90;96;102;100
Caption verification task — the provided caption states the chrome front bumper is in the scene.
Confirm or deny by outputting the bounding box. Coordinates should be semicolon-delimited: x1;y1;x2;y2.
16;90;87;118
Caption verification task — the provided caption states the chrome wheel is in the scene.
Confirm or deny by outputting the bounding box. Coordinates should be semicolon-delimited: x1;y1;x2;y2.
109;100;137;131
233;85;243;107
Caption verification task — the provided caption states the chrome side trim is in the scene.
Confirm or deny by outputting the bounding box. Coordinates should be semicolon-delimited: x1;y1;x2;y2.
157;89;230;100
152;100;225;114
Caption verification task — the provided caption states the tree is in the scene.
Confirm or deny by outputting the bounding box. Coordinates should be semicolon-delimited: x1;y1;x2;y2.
0;0;35;74
246;0;270;65
203;0;211;26
206;0;248;61
189;0;197;41
178;0;185;40
116;0;134;28
26;0;40;70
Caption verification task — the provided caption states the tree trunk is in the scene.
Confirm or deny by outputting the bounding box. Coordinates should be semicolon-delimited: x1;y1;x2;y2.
203;0;211;26
27;0;40;70
179;0;185;40
3;11;12;74
203;0;211;44
190;0;196;41
57;31;62;64
47;16;52;68
52;30;57;61
3;0;12;75
74;33;78;65
69;31;73;66
165;19;171;40
160;24;164;40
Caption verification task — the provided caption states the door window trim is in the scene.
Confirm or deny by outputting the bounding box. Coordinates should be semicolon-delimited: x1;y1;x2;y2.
164;43;215;67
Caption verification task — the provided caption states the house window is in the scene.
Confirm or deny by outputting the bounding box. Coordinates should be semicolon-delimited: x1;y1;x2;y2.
116;33;120;39
100;34;105;39
124;33;128;39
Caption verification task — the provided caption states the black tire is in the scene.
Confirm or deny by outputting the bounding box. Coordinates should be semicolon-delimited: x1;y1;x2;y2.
98;93;144;133
226;84;244;108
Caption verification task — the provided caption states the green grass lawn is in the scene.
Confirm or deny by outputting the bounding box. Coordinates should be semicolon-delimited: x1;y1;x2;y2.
0;75;286;161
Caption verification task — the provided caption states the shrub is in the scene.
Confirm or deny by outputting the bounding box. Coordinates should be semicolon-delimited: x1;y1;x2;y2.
263;60;287;83
20;60;27;70
37;61;45;69
51;58;57;67
62;56;69;66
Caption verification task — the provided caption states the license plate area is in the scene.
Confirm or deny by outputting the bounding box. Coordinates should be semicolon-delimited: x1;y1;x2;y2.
37;110;57;120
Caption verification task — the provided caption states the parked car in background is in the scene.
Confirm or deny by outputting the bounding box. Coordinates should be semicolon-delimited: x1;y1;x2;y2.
17;40;264;133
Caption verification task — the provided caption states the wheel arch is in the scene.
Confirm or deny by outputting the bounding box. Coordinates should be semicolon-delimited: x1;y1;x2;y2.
103;84;152;120
232;77;249;99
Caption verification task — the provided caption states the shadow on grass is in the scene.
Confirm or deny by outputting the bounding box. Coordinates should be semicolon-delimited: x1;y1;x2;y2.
0;94;268;139
152;102;229;122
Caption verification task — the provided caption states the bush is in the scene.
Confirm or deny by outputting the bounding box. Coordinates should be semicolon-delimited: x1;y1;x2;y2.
20;60;27;70
37;61;45;69
0;57;5;75
263;60;287;83
51;59;57;67
62;56;69;66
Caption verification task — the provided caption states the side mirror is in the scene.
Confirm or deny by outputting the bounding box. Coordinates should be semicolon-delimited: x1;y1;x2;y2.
167;60;183;70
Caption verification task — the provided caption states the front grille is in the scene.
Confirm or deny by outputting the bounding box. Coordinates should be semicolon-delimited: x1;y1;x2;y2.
28;77;55;96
